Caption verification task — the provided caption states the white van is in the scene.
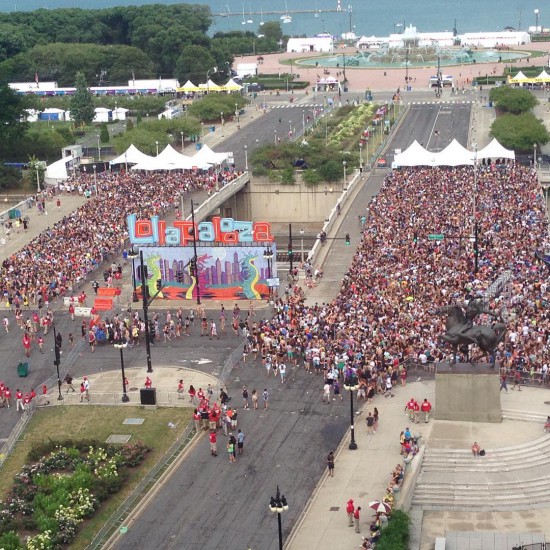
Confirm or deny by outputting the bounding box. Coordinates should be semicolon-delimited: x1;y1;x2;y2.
429;75;454;87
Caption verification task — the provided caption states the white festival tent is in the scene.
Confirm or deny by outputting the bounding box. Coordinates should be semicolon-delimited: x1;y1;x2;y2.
109;144;154;166
476;138;515;161
44;154;74;183
394;138;512;167
190;144;230;166
434;139;474;166
393;141;436;167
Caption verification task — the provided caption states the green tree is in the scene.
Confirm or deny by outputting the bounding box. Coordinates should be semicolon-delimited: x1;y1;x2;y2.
261;21;283;43
0;83;28;160
175;44;217;84
490;112;550;151
317;159;343;182
489;86;538;114
69;72;95;126
126;118;134;131
100;123;110;143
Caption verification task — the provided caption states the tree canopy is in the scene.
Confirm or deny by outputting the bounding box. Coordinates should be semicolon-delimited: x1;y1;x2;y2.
489;86;538;114
70;72;95;126
490;111;549;151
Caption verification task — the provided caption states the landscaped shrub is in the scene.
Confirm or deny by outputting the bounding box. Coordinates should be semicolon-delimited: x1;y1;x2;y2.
375;509;410;550
0;442;150;548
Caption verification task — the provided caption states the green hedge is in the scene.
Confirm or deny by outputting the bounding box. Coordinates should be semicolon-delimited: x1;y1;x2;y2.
375;510;410;550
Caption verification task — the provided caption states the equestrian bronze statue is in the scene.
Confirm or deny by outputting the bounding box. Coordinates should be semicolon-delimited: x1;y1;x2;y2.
435;298;506;365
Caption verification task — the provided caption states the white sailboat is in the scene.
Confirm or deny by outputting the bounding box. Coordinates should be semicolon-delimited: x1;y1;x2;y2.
246;2;254;24
241;5;246;24
314;0;319;17
221;4;231;17
281;0;292;23
260;7;265;26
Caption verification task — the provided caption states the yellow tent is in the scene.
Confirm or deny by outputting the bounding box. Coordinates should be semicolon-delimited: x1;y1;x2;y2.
176;80;200;92
198;79;222;92
221;78;243;91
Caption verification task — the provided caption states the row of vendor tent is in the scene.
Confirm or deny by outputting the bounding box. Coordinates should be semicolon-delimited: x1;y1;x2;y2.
109;144;231;171
393;139;515;167
508;70;550;84
177;78;243;93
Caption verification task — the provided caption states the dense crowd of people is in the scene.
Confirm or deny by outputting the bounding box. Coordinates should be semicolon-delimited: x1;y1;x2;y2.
242;165;550;401
0;168;240;308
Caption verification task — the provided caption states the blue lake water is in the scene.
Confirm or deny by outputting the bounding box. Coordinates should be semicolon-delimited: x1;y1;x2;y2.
1;0;547;38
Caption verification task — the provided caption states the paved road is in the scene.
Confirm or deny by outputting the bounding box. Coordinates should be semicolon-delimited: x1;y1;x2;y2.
112;102;474;550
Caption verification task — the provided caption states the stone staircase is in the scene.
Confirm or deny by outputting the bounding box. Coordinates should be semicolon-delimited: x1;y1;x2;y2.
412;434;550;511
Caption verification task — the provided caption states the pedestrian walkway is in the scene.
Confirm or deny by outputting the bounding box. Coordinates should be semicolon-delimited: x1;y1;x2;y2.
44;366;218;407
0;193;86;266
286;382;550;550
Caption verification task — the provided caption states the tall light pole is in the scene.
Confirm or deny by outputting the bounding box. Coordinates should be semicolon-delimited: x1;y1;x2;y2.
288;120;292;137
300;228;305;264
113;339;130;402
263;246;273;301
128;246;138;300
52;326;63;401
139;250;153;373
288;223;294;273
535;9;540;33
220;111;224;136
181;131;184;150
269;486;289;550
472;143;479;275
244;144;248;170
190;200;201;305
302;110;306;136
97;134;101;161
155;140;159;156
274;129;278;144
93;164;97;195
36;167;41;192
206;66;218;94
235;102;239;123
359;142;363;166
343;160;347;187
534;142;538;168
344;371;359;450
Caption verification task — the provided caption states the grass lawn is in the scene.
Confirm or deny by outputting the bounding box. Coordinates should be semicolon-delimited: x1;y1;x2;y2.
0;405;194;549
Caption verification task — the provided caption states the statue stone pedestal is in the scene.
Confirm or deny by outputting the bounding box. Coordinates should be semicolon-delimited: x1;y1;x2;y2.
434;363;501;423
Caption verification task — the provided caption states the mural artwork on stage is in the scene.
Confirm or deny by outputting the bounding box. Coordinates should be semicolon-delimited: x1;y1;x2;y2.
127;214;277;301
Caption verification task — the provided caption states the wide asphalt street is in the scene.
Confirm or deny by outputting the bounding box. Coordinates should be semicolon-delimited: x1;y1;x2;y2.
110;100;472;550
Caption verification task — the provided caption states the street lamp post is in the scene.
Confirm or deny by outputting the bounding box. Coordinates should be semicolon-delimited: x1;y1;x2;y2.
535;9;540;33
302;110;306;136
113;340;130;402
206;66;218;94
274;129;277;144
139;250;154;373
36;168;41;192
300;228;305;264
97;135;101;161
244;145;248;170
359;142;363;167
235;102;239;123
181;131;184;150
344;372;359;450
190;200;201;305
534;142;538;168
220;112;224;136
155;141;159;156
288;120;292;137
52;326;63;401
269;486;289;550
263;246;273;301
288;223;294;273
343;160;347;187
93;164;97;195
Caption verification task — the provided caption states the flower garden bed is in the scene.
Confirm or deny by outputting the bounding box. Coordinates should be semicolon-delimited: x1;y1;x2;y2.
0;406;193;550
0;440;149;549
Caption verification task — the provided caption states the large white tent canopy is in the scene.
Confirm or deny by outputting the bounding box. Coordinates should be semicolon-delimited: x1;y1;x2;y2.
477;138;516;160
109;144;154;166
393;139;514;167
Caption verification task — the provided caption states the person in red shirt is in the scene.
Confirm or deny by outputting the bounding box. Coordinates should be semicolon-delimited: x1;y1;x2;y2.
37;336;44;353
346;498;355;527
144;376;152;388
188;385;196;403
23;393;31;407
197;387;205;401
413;400;421;424
193;408;201;432
400;366;407;387
354;506;362;533
405;398;416;421
209;430;217;456
4;387;11;408
177;379;184;399
68;303;75;321
30;388;37;401
22;333;31;357
421;398;432;423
